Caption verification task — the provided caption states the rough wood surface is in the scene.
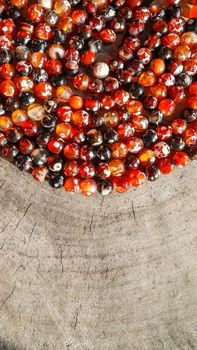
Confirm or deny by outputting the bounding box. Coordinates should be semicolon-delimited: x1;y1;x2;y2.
0;158;197;350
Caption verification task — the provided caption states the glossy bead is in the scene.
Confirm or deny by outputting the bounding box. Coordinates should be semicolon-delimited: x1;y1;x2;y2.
111;142;128;159
128;169;146;187
158;99;176;117
171;119;187;135
126;136;144;153
56;122;72;140
157;125;172;141
12;109;27;126
97;179;113;196
64;143;80;159
132;115;148;132
153;141;170;158
73;73;90;91
189;82;197;96
173;151;189;167
32;166;48;182
79;162;95;178
138;148;155;166
18;138;35;154
0;80;16;98
64;177;81;193
48;137;64;154
146;165;161;181
93;62;109;79
27;104;45;121
54;0;71;16
64;160;79;177
158;158;174;174
138;71;156;87
80;179;97;196
188;96;197;110
112;176;129;193
109;159;125;177
27;4;44;22
151;58;165;76
0;116;13;131
56;85;73;102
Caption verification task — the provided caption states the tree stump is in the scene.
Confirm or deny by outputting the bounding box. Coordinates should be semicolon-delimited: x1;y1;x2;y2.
0;158;196;350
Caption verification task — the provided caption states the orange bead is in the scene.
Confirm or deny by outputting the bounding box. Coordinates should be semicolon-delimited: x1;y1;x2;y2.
16;76;34;92
111;142;128;159
56;122;72;140
30;52;47;68
0;116;13;131
54;0;71;16
126;100;143;116
173;151;189;168
109;159;125;177
132;115;148;132
112;176;129;193
68;95;83;109
10;0;28;8
0;80;16;98
56;85;73;102
138;71;156;87
158;158;174;174
72;10;88;25
35;23;52;40
174;45;191;61
184;128;197;146
150;84;167;100
35;82;53;99
64;177;81;193
0;63;15;79
190;5;197;17
72;110;90;127
138;149;155;166
188;96;197;109
80;179;97;196
126;137;144;153
63;143;80;159
151;58;165;76
12;110;28;126
57;16;73;33
158;99;175;117
128;169;146;187
181;32;197;48
27;4;44;22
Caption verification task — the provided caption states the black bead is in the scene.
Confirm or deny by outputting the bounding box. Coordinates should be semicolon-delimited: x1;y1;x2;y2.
49;174;64;188
69;36;85;50
6;128;23;143
125;155;139;170
181;109;197;123
97;179;113;196
146;165;161;181
52;29;67;44
166;5;181;19
97;146;112;161
176;73;192;88
14;154;32;172
31;39;48;53
0;133;7;148
36;132;51;148
5;98;20;112
185;18;197;33
104;128;119;144
7;5;21;20
142;129;158;146
101;6;116;20
41;115;56;131
157;47;172;61
1;144;19;162
129;83;144;99
186;145;197;160
32;68;48;83
169;136;185;151
20;92;35;106
15;45;30;61
0;49;13;64
50;74;67;87
31;148;48;165
148;110;163;126
48;157;63;172
44;98;59;113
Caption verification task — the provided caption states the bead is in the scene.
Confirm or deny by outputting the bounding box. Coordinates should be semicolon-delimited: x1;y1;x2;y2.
97;179;113;196
80;179;97;196
64;143;80;159
48;137;64;154
173;151;189;167
64;177;81;193
109;159;125;177
146;165;161;181
93;62;109;79
56;85;73;102
27;104;45;121
138;71;156;87
158;158;174;174
54;0;71;16
158;99;175;117
151;58;165;75
56;122;72;140
153;141;170;158
128;169;146;187
0;116;13;131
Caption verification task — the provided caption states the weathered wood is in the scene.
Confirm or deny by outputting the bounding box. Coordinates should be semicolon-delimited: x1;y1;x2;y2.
0;158;197;350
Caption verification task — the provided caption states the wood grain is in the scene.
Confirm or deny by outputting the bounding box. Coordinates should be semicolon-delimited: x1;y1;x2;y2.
0;158;196;349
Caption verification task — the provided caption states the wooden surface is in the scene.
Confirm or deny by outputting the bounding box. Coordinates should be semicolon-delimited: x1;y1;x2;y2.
0;158;197;350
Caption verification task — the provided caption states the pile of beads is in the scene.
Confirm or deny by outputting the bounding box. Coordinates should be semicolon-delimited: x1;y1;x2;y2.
0;0;196;196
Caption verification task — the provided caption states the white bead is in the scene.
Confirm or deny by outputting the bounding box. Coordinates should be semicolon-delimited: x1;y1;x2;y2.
38;0;53;9
93;62;109;79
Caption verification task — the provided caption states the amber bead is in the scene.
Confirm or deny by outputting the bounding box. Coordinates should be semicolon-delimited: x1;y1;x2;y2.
64;143;80;159
64;160;79;177
72;110;90;128
57;16;73;33
54;0;71;16
181;32;197;48
173;151;189;167
111;142;128;159
64;177;81;193
117;123;135;140
35;82;53;100
16;76;34;92
109;159;125;177
168;86;185;103
12;110;28;126
18;138;35;154
10;0;28;8
139;71;156;87
126;100;143;116
30;52;47;68
150;84;167;100
132;115;148;132
174;45;191;61
27;104;45;121
79;162;95;179
151;59;165;76
161;33;180;49
0;116;13;131
128;169;146;187
80;179;97;196
0;63;15;80
96;163;111;179
103;111;119;128
57;106;72;122
56;122;72;140
138;149;155;166
56;85;73;102
68;95;83;110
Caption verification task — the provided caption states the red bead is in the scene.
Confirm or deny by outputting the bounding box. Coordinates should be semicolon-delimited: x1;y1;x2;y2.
128;169;146;187
173;151;189;167
48;137;64;154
